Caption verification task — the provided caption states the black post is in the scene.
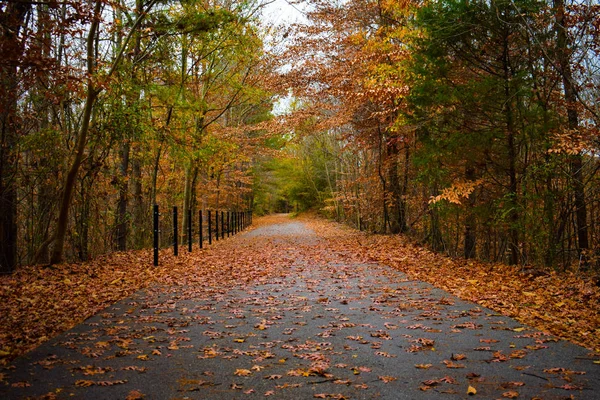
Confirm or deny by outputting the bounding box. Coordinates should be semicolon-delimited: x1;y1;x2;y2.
173;206;178;256
215;211;219;241
187;209;192;252
199;210;203;249
221;211;225;239
227;211;230;237
208;210;212;245
153;205;159;266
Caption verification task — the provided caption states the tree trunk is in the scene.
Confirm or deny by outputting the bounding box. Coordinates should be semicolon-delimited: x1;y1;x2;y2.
77;174;91;261
182;164;198;245
464;165;477;259
386;136;408;234
131;145;144;249
0;3;31;273
129;0;145;250
554;0;589;257
386;138;401;233
501;16;520;265
115;140;130;251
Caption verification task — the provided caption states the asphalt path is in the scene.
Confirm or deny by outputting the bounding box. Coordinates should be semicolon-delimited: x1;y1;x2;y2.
2;220;599;399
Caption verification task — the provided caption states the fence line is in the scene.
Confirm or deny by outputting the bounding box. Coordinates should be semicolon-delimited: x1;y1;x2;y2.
153;206;253;266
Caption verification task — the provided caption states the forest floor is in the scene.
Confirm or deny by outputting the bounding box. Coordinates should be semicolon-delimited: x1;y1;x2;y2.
1;214;599;398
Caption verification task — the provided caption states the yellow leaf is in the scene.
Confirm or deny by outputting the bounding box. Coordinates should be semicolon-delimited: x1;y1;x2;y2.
513;327;525;332
234;338;245;343
234;369;252;376
593;361;600;364
467;279;478;285
467;385;477;395
415;364;432;369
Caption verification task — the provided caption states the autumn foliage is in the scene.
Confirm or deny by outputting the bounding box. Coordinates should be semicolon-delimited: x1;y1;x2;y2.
273;0;600;271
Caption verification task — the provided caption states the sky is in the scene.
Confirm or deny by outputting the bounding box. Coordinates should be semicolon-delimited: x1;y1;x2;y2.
261;0;306;27
260;0;307;115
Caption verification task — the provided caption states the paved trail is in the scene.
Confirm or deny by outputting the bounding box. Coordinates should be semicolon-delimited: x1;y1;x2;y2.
2;219;599;399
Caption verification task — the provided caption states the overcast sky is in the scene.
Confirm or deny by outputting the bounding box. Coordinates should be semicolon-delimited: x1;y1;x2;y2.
261;0;306;26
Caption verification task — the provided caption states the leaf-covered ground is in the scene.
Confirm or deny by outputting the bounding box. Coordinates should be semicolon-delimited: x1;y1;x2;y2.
1;213;599;368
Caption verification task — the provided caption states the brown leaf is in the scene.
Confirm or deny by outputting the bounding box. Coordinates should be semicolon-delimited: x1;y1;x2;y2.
126;390;144;400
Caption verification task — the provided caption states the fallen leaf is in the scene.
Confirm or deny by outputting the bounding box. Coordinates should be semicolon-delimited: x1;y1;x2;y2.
415;363;432;369
234;369;252;376
126;390;145;399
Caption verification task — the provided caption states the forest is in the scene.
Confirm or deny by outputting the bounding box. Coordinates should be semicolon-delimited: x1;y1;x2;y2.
0;0;599;273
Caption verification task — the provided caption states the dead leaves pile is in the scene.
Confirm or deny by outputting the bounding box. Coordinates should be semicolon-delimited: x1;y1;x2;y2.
301;216;600;352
